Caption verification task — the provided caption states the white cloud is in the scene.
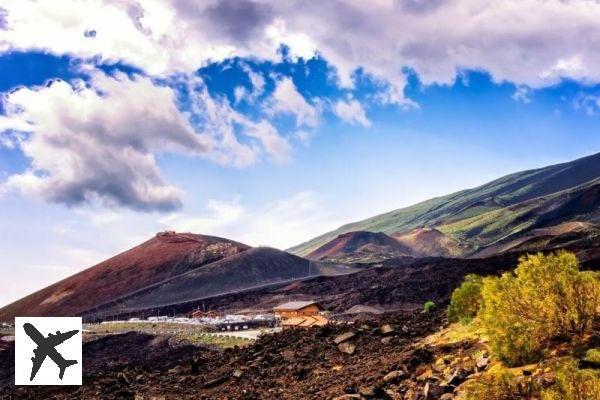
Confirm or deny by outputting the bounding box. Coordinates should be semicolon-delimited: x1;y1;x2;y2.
6;1;600;105
178;74;290;165
0;0;263;75
574;93;600;115
1;73;204;211
160;192;345;249
293;130;313;145
159;198;245;234
234;64;266;104
0;72;291;210
267;77;319;127
512;85;532;103
245;120;292;163
334;99;371;127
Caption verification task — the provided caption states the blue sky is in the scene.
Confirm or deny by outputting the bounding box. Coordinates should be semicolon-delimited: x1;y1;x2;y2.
2;0;600;306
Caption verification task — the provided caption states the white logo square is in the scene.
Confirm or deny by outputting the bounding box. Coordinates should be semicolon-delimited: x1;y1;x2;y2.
14;317;82;385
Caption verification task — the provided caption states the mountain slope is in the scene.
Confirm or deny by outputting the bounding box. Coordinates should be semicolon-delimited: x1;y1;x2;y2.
289;152;600;256
436;178;600;248
88;247;314;316
306;231;414;262
0;232;250;321
392;227;467;257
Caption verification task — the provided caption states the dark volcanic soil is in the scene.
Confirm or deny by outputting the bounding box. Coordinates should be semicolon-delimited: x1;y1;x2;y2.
95;243;600;321
0;332;214;399
89;247;312;319
120;253;524;319
0;310;448;399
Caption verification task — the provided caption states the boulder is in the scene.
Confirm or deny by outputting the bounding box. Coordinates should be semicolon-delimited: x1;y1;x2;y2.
381;325;394;335
476;356;489;370
424;382;445;399
338;342;356;355
335;332;356;344
232;369;243;378
382;370;406;384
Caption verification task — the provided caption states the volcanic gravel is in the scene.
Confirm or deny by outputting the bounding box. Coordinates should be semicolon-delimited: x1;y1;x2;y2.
0;310;446;399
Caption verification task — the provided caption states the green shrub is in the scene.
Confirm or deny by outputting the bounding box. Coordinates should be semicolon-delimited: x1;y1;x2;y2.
447;274;483;324
423;301;436;312
585;348;600;364
463;365;536;400
542;360;600;400
479;251;600;366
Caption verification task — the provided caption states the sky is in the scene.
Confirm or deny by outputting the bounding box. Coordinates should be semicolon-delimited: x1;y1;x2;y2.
2;0;600;306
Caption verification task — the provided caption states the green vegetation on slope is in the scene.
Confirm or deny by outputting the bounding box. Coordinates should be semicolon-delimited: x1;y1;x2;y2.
289;152;600;256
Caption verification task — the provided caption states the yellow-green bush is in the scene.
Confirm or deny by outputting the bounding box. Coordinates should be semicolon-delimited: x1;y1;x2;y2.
479;251;600;366
586;348;600;363
462;365;537;400
423;300;436;312
447;274;483;324
542;360;600;400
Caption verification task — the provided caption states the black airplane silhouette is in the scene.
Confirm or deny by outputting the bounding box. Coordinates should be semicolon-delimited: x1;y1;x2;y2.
23;322;79;381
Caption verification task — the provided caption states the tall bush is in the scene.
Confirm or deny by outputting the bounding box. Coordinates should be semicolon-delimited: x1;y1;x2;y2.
447;274;483;323
479;251;600;366
542;360;600;400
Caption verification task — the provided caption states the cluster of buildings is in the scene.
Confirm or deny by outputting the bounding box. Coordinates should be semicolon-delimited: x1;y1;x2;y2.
187;300;328;331
103;300;328;332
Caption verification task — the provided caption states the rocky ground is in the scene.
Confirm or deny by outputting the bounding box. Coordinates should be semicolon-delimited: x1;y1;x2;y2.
2;308;597;399
0;309;492;399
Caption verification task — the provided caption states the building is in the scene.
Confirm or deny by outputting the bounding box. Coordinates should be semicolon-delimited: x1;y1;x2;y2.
273;301;322;320
191;310;218;319
281;315;328;330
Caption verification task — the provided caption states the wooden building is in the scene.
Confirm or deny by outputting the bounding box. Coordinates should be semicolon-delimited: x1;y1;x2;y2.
191;310;218;319
281;315;328;330
273;301;322;320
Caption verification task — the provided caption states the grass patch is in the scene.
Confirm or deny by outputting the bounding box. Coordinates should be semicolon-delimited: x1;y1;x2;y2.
84;322;209;335
179;333;252;349
585;348;600;363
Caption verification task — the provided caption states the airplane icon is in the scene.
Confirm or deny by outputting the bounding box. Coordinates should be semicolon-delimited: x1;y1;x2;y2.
23;322;79;381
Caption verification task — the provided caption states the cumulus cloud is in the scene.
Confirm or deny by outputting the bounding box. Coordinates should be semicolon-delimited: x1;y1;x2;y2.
159;191;344;249
178;75;290;165
6;0;600;104
334;99;371;127
267;77;319;127
4;0;600;211
0;72;290;210
0;74;206;211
